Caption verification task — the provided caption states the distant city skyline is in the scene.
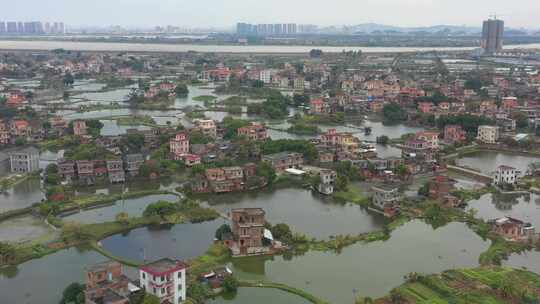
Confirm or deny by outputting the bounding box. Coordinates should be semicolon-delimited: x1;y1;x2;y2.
1;0;539;29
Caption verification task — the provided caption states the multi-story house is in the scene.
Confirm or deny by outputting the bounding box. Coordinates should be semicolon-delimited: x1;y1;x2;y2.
493;165;520;186
10;120;31;138
0;120;11;145
58;160;76;182
417;102;434;113
170;132;190;160
230;208;266;256
125;154;144;177
194;120;217;138
415;131;439;150
443;125;466;144
489;217;536;241
84;261;130;304
9;146;39;173
371;184;400;217
107;159;125;183
477;125;500;144
237;123;267;141
262;152;304;173
317;169;336;195
139;259;187;304
76;160;95;185
73;120;87;136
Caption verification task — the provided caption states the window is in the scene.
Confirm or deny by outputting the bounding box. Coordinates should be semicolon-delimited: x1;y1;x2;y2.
153;287;156;294
161;288;165;294
178;284;182;291
142;273;146;279
161;275;164;282
177;272;182;279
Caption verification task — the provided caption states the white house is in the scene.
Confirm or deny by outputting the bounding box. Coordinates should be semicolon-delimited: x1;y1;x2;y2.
493;165;520;186
477;125;500;144
139;258;187;304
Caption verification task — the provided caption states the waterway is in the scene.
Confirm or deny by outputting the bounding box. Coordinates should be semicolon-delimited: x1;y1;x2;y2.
62;194;179;224
0;178;44;213
1;40;539;54
0;247;114;304
203;187;387;240
208;287;311;304
229;220;489;304
100;219;224;262
466;193;540;228
455;151;539;175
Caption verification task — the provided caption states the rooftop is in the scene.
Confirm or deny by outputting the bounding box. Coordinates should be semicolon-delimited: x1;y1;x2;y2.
140;258;187;275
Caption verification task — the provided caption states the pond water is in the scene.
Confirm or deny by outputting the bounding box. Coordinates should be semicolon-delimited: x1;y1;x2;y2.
204;188;387;240
62;194;179;224
0;178;44;213
504;250;540;275
99;119;151;136
466;193;540;228
73;87;133;102
229;221;489;304
0;247;124;304
456;151;539;175
0;215;54;243
100;219;225;262
72;179;181;197
69;81;106;92
208;287;311;304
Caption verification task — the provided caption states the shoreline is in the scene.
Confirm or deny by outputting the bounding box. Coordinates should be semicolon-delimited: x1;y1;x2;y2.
0;39;539;54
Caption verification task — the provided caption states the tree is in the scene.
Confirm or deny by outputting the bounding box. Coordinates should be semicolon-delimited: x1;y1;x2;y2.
61;222;92;242
123;133;146;152
256;162;276;185
222;276;239;293
335;175;349;191
60;282;85;304
215;224;232;241
175;84;189;96
63;73;75;87
382;103;407;124
271;223;293;242
0;179;10;194
252;80;264;88
376;135;389;145
142;294;160;304
14;137;26;146
187;281;211;303
143;201;178;218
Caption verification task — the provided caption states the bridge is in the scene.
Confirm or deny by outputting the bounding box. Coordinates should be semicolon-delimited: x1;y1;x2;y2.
447;165;493;183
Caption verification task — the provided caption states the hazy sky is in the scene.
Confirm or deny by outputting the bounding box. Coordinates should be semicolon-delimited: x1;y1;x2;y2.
2;0;539;29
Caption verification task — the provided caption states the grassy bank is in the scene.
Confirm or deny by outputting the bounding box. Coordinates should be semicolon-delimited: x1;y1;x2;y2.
239;281;329;304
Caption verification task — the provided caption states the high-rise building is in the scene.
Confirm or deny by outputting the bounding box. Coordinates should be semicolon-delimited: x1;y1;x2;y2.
481;18;504;54
6;22;17;33
0;22;5;33
237;22;297;36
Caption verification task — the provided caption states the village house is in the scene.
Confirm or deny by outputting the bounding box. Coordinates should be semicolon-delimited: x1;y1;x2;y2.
0;120;10;145
262;152;304;173
194;120;217;138
124;154;144;177
317;169;337;195
106;159;125;184
479;100;498;113
237;122;267;141
229;208;269;256
73;120;88;136
489;217;536;242
10;119;31;138
493;165;520;186
9;146;39;173
170;131;190;160
183;154;201;167
309;98;325;114
427;175;456;201
199;267;233;295
443;125;466;144
320;129;360;154
77;160;96;185
139;258;187;304
476;125;500;144
415;131;440;150
58;160;76;182
371;184;401;217
417;101;434;114
84;261;132;304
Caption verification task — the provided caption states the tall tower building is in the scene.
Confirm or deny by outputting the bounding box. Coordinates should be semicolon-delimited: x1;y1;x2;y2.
481;18;504;54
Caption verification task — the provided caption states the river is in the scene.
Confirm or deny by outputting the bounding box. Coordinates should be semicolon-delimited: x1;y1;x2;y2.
1;40;540;54
455;151;539;175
